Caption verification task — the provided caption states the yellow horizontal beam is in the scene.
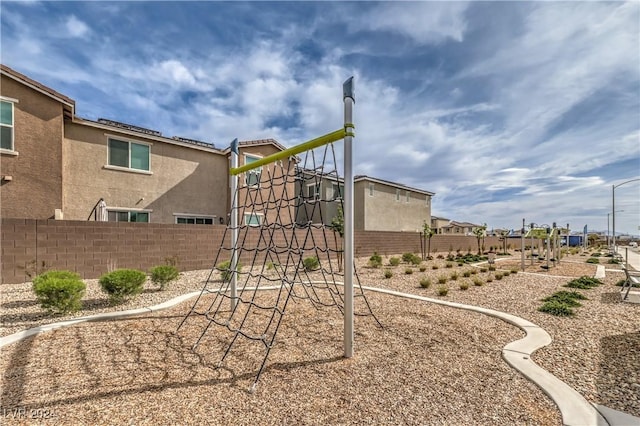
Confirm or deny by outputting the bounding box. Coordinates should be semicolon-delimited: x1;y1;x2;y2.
230;127;348;176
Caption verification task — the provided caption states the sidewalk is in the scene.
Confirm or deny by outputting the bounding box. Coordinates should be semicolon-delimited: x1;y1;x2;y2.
616;246;640;271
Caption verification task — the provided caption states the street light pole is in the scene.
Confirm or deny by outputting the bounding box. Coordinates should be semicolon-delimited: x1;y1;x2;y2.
612;178;640;253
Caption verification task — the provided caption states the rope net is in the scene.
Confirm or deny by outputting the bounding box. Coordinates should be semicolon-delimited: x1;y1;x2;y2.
177;140;380;390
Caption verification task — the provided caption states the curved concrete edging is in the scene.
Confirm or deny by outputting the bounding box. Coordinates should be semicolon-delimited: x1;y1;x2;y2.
0;284;607;425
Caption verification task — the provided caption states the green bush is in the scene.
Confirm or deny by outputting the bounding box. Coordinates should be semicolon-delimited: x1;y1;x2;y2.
369;252;383;268
542;291;587;307
384;269;393;279
450;272;459;281
437;285;449;296
150;265;179;290
459;282;469;290
99;269;146;304
486;276;494;283
565;276;602;289
402;252;415;263
539;300;574;316
32;270;86;313
473;278;484;287
217;260;243;282
586;257;600;264
303;256;320;271
438;276;447;284
488;265;496;271
495;273;503;280
419;278;431;289
419;266;427;272
389;257;400;266
404;268;413;275
607;258;620;264
480;267;487;273
503;271;510;277
462;270;471;278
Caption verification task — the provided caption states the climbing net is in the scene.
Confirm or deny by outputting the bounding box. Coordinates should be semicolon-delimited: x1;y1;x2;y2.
177;98;380;390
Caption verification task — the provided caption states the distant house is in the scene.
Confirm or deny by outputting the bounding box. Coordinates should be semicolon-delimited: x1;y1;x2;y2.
296;173;435;232
0;64;293;224
430;216;450;234
431;218;484;236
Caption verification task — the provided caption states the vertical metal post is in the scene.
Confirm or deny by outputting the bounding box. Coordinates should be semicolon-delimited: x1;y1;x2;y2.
230;138;239;311
612;184;616;253
343;77;355;358
521;218;525;271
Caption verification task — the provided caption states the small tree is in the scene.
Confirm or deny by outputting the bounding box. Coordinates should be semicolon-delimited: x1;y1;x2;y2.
473;224;487;254
331;205;344;272
422;221;435;260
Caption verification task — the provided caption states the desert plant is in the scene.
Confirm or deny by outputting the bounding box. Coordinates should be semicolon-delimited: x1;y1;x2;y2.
303;256;320;271
480;267;487;273
369;252;383;268
389;257;400;266
488;265;496;271
437;254;444;259
586;258;600;264
457;262;464;267
473;278;483;287
542;291;587;307
539;300;574;316
217;260;243;282
438;275;447;284
510;268;519;274
607;258;620;264
565;276;602;289
384;269;393;279
405;268;414;275
419;278;431;289
432;265;439;270
459;282;469;290
450;272;459;281
445;263;453;269
150;265;179;290
437;285;449;296
503;271;510;277
32;270;85;313
495;273;503;280
615;278;640;288
462;270;472;277
486;276;494;283
99;269;146;304
419;266;427;272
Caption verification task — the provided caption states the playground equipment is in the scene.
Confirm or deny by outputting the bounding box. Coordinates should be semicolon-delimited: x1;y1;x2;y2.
177;78;380;391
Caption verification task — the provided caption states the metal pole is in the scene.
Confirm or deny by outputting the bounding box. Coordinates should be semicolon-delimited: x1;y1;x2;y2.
612;184;616;254
521;218;525;271
230;138;239;311
343;77;355;358
607;213;610;250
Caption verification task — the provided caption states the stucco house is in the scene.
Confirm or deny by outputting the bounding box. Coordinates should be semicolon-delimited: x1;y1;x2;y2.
0;64;293;225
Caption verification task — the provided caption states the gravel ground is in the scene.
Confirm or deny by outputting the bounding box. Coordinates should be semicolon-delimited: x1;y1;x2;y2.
1;252;638;424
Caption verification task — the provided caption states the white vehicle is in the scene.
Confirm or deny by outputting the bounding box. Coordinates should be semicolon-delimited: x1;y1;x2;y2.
630;242;638;248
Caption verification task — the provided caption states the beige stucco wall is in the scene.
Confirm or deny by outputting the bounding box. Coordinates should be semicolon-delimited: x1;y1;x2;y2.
357;180;431;232
0;76;64;219
62;121;229;223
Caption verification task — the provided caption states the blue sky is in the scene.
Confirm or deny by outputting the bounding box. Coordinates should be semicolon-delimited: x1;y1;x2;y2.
2;1;639;236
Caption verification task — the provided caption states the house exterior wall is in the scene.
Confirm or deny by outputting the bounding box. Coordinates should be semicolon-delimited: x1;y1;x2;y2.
431;217;450;234
62;121;229;223
0;75;64;219
358;180;431;232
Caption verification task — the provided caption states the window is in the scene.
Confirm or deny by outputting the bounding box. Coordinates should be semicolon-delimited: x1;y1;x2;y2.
108;138;150;171
108;210;149;222
244;212;262;226
244;154;261;186
332;183;344;200
369;183;374;196
176;216;214;225
307;182;320;199
396;189;400;201
1;100;15;151
406;190;410;203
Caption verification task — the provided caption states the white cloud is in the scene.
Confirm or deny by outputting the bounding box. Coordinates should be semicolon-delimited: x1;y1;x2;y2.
65;15;89;38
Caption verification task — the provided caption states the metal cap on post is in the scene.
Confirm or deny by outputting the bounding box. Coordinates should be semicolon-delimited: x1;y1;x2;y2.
343;76;355;359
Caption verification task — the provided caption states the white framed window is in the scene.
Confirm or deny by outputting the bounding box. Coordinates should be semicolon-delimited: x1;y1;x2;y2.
396;189;400;201
174;214;215;225
108;209;150;222
107;137;151;172
1;99;16;152
306;182;320;199
244;212;263;226
369;183;374;196
406;190;410;203
244;154;262;186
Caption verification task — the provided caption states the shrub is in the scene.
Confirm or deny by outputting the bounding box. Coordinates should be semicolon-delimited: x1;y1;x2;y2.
607;258;620;264
457;262;464;267
615;278;640;288
389;257;400;266
437;285;449;296
473;278;483;287
303;256;320;271
542;291;587;307
32;270;86;314
419;266;427;272
99;269;146;304
470;269;478;275
462;270;472;278
510;268;519;274
445;263;453;269
437;254;444;259
488;265;496;271
369;252;383;268
402;252;415;263
503;271;510;277
586;258;600;264
480;267;487;273
438;276;447;284
539;300;574;316
410;255;422;266
420;278;431;289
217;260;243;282
266;261;278;270
432;265;439;270
450;272;459;281
405;268;414;275
495;273;503;280
150;265;179;290
384;269;393;279
459;282;469;290
486;276;494;283
565;276;602;289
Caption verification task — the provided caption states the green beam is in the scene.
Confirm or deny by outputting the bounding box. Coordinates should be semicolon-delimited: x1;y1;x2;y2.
230;127;348;176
